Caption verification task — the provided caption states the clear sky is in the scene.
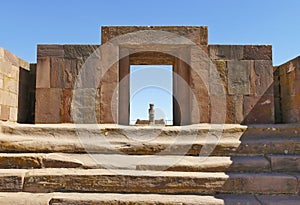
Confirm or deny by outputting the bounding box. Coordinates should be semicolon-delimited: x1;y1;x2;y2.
1;0;299;65
1;0;300;124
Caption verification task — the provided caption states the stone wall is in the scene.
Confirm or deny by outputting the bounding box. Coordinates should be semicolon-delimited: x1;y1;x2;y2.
209;45;274;124
0;47;32;122
35;45;99;123
35;27;275;124
275;56;300;123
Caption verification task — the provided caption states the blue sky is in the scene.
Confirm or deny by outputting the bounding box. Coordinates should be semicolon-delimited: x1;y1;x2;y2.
1;0;300;123
1;0;299;65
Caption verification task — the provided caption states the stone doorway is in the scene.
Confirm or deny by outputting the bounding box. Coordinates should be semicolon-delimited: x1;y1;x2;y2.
118;51;192;126
129;65;173;125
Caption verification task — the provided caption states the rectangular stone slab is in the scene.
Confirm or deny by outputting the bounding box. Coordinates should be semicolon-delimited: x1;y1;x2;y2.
22;169;298;194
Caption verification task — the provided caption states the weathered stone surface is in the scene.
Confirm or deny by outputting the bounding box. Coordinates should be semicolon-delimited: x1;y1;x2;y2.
37;45;64;58
1;122;300;155
0;170;25;192
223;173;297;194
43;154;83;168
36;57;50;88
63;45;99;59
102;26;208;45
243;95;274;124
21;169;298;194
268;155;300;172
35;88;62;123
209;45;243;60
0;154;42;169
252;60;274;95
277;56;300;123
257;195;300;205
23;169;229;194
49;193;260;205
0;105;9;121
227;61;250;95
243;45;272;60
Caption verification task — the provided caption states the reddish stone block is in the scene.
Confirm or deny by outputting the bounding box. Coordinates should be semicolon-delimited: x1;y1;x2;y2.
37;45;64;58
61;89;73;123
243;45;272;60
243;95;275;124
35;88;62;123
250;60;274;96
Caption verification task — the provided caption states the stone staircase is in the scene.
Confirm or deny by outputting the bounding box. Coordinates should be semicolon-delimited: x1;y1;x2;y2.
0;122;300;204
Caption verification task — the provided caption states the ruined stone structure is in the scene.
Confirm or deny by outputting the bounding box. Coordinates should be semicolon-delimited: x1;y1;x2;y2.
0;26;300;204
0;26;299;125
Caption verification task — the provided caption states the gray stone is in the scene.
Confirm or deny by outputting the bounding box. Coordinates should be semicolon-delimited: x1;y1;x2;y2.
227;61;250;95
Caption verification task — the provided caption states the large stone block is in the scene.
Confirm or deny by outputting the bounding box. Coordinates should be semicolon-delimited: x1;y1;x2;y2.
9;107;17;121
0;105;9;121
4;49;19;67
61;89;73;123
208;45;243;60
63;45;99;59
102;26;208;46
36;57;50;88
243;45;272;60
249;60;273;95
3;77;18;94
227;61;251;95
37;45;64;58
243;95;274;124
35;88;62;123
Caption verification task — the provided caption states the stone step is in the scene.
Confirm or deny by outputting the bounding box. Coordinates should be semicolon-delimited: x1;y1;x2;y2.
0;192;262;205
1;169;298;195
1;131;300;156
0;153;272;172
0;192;300;205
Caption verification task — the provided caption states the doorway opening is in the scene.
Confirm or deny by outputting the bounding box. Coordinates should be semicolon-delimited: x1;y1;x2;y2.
129;65;173;125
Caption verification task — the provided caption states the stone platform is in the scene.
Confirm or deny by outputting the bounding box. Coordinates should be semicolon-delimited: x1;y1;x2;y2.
0;122;300;204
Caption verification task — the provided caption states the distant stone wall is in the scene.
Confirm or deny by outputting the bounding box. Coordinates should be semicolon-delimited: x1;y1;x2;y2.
208;45;274;124
0;47;31;122
275;57;300;123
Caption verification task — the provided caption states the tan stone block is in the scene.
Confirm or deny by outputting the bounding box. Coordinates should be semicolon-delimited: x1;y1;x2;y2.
0;61;12;77
0;77;3;89
36;57;50;88
4;49;19;67
18;58;30;70
9;107;17;121
3;77;18;94
8;93;18;107
0;90;8;105
9;65;19;80
35;88;62;123
0;105;9;121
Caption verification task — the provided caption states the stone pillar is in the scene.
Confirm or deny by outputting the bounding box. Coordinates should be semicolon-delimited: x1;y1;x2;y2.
149;103;155;125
